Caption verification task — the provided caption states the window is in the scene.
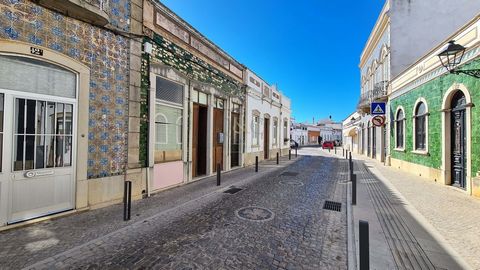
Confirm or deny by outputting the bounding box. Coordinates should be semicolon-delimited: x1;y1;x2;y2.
155;77;184;163
273;119;278;145
283;120;288;145
13;99;73;171
214;97;224;109
395;108;405;149
155;105;182;163
155;113;168;145
192;89;208;105
252;115;259;146
414;102;427;151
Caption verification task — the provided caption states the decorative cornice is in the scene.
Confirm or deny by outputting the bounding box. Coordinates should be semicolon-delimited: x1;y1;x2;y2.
359;1;390;68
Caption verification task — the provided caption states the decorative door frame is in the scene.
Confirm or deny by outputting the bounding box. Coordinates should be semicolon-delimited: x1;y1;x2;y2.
441;83;472;194
0;40;90;225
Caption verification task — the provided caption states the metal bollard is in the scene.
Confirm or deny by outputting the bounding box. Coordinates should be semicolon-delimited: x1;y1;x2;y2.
276;152;279;164
343;149;345;157
352;174;357;205
123;181;132;221
255;156;258;172
216;163;221;186
349;151;352;160
335;147;337;155
295;147;298;158
359;220;370;270
289;150;291;160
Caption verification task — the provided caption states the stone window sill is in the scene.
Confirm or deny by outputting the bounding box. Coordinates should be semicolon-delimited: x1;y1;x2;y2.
394;148;406;152
411;150;430;156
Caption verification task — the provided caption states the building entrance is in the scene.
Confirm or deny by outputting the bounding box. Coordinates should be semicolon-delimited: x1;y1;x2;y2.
0;55;77;224
264;118;270;159
192;103;207;177
451;91;467;189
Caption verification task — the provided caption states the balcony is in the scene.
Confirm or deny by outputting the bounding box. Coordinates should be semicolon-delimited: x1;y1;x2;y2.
37;0;110;26
357;80;389;113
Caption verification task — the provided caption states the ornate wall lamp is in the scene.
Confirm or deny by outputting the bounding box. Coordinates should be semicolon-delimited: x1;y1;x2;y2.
437;40;480;78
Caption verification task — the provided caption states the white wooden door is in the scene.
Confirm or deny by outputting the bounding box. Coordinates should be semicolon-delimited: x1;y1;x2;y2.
0;54;77;224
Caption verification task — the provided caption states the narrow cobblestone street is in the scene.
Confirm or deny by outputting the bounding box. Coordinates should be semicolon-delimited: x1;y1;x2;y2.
0;149;348;270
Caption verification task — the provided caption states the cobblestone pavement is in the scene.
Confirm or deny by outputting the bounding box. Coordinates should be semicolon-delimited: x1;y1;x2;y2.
361;157;480;270
1;149;348;270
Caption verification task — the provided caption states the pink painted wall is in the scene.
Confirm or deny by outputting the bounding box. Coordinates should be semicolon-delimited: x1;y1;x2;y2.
153;161;184;190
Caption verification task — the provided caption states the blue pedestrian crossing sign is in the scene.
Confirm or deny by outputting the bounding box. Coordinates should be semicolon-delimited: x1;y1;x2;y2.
371;102;386;115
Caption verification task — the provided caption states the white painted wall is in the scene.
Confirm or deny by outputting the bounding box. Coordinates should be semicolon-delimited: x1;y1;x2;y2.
390;0;480;78
245;70;291;157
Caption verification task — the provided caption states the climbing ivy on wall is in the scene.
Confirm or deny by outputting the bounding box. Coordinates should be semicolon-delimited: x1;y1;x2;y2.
138;34;245;166
148;34;245;97
139;54;150;167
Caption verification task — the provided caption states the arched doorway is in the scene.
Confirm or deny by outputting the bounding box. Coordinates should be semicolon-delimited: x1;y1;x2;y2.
442;83;472;193
451;91;467;189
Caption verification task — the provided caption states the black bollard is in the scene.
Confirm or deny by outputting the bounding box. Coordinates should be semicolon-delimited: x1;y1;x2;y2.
216;163;221;186
352;174;357;205
328;147;331;153
335;147;337;155
123;181;132;221
343;149;345;157
295;147;298;158
255;156;258;172
359;220;370;270
289;150;291;160
276;152;279;164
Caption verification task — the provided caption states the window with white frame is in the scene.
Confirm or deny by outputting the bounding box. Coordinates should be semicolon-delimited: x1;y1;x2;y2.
155;76;184;163
252;114;259;146
395;108;405;149
273;119;278;145
414;102;427;151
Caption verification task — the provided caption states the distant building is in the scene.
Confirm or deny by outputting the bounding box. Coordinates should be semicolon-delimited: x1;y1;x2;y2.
244;70;291;165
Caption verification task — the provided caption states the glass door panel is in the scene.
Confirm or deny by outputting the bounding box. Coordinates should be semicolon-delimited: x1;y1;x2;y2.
13;98;73;171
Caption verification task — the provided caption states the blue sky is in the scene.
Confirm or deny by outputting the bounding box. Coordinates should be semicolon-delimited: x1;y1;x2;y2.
161;0;385;123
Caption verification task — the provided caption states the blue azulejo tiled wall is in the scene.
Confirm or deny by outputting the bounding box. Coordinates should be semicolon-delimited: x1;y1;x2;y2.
0;0;132;179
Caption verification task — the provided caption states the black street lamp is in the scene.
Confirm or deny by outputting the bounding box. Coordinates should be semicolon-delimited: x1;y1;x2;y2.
438;40;480;78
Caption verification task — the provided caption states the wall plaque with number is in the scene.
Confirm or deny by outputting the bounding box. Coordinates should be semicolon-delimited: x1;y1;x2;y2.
30;47;43;56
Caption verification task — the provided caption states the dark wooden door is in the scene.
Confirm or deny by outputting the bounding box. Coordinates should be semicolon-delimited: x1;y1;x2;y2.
264;118;270;159
192;103;207;177
451;91;467;189
192;104;199;177
213;108;224;172
231;112;240;167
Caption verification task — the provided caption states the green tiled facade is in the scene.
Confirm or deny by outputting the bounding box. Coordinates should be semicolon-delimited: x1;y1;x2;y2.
390;58;480;175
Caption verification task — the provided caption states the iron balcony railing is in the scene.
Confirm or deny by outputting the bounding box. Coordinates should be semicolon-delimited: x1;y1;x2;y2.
357;80;389;110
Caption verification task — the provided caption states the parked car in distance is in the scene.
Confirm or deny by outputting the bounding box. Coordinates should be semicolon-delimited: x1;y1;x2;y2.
322;141;334;150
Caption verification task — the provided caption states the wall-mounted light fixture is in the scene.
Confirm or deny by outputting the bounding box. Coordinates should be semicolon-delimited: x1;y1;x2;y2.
438;40;480;78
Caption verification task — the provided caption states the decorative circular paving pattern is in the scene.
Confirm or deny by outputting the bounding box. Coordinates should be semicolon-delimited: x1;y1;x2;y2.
235;206;275;222
279;179;304;186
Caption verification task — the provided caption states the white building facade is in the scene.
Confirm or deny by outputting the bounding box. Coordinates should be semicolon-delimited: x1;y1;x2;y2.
244;70;291;165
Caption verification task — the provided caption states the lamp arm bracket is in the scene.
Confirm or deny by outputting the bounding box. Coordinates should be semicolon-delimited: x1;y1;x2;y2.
454;69;480;78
